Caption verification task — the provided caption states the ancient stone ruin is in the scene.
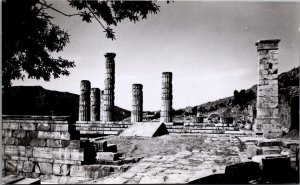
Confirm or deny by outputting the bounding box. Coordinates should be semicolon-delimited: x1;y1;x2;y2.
131;84;143;122
160;72;173;123
90;88;100;121
79;80;91;121
254;39;281;138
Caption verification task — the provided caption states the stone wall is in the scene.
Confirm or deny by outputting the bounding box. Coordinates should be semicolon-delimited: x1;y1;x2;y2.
2;115;112;183
254;39;281;138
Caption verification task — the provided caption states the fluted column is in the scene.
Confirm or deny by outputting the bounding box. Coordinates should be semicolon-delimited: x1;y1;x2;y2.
131;84;143;122
160;72;173;123
90;88;100;121
100;90;104;121
79;80;91;121
102;53;116;121
254;39;281;138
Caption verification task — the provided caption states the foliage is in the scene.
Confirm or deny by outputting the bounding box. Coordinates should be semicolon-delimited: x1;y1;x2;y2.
2;0;160;88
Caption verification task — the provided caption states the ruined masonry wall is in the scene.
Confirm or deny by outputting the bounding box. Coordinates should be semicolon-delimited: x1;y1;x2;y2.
2;115;110;183
254;39;281;138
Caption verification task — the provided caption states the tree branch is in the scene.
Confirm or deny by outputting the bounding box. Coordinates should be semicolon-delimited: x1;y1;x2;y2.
85;4;107;30
37;0;80;17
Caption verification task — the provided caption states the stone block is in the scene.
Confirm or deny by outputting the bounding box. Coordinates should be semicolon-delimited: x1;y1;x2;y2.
3;130;12;137
12;130;26;138
257;140;282;147
261;146;281;154
53;148;71;160
4;145;26;157
94;141;107;152
46;139;71;148
15;138;32;146
20;123;36;130
25;146;33;157
50;124;69;132
96;152;119;162
25;131;38;139
10;156;28;161
37;131;71;140
29;157;53;163
70;149;85;161
29;139;47;147
33;147;53;159
53;163;70;176
5;160;18;172
23;161;35;173
70;165;111;178
37;123;50;131
53;159;81;165
3;137;16;145
246;145;257;158
35;162;53;174
3;122;19;130
69;165;85;177
2;175;25;184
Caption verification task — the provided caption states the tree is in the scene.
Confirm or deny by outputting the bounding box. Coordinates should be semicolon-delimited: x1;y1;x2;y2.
2;0;160;88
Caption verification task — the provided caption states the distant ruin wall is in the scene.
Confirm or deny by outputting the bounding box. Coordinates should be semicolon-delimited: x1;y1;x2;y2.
2;115;111;183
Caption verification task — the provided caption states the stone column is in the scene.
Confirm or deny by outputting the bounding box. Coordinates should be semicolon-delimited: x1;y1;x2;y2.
102;53;116;122
90;88;100;121
100;90;104;121
79;80;91;121
161;72;173;123
131;84;143;122
254;39;281;138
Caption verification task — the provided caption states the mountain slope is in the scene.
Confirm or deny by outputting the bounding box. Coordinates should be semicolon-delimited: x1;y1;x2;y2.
2;86;130;121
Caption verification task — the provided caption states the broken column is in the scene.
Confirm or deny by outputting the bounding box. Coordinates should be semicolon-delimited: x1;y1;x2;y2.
102;53;116;122
254;39;281;138
91;88;100;121
79;80;91;121
100;90;104;121
161;72;173;123
131;84;143;122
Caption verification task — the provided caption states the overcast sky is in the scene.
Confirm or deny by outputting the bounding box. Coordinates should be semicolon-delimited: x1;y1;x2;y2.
12;1;300;111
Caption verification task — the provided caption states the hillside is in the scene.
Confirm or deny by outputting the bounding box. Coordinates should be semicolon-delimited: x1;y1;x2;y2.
2;86;130;121
177;66;299;116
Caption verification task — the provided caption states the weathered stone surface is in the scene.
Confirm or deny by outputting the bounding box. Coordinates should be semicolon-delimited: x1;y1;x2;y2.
30;139;47;147
14;177;41;184
37;123;50;131
96;152;119;162
3;122;19;130
20;123;36;130
120;122;169;137
33;147;53;159
4;145;26;157
70;149;84;161
246;145;257;158
35;162;53;174
53;163;70;176
261;146;281;154
25;146;33;157
53;159;81;165
53;148;71;160
37;131;71;140
3;137;16;145
23;161;34;173
50;124;69;132
2;175;25;184
28;157;53;163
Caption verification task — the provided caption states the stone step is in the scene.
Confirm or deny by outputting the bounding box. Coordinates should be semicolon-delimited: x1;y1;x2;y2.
2;175;25;184
261;146;282;155
14;178;41;184
257;140;282;147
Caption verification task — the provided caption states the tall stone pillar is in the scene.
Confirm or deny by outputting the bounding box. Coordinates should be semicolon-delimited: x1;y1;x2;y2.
90;88;100;121
254;39;281;138
100;90;104;121
131;84;143;122
79;80;91;121
103;53;116;122
161;72;173;123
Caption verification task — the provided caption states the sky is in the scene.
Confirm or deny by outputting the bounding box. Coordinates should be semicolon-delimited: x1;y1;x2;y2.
12;1;300;111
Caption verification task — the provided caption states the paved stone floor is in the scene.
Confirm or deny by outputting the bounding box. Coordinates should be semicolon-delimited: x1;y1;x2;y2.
83;135;241;184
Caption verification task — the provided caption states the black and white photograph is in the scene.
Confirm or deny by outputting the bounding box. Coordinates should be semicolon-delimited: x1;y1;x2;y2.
1;0;300;184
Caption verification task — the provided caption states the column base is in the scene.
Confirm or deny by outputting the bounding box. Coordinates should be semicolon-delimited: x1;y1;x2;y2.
254;118;283;139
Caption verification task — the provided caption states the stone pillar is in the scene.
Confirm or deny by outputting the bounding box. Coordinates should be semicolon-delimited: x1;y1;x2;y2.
131;84;143;122
160;72;173;123
90;88;100;121
79;80;91;121
254;39;281;138
100;90;104;121
102;53;116;122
